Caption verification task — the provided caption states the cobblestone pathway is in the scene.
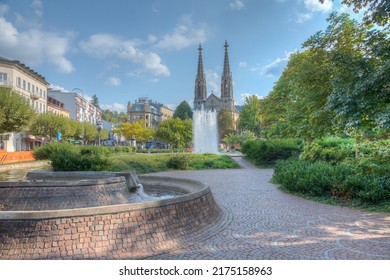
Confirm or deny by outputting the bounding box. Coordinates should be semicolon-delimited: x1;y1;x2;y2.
147;157;390;260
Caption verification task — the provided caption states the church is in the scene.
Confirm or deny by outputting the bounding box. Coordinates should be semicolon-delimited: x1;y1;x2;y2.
193;41;239;120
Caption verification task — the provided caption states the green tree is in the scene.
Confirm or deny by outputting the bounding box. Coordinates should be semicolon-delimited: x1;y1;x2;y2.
223;133;240;151
304;13;390;153
0;88;36;133
155;118;192;148
91;94;100;109
238;95;263;136
173;101;193;120
260;48;333;140
320;0;390;27
217;108;234;139
29;113;70;141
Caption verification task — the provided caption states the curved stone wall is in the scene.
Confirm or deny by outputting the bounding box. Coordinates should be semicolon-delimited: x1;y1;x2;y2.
0;175;223;259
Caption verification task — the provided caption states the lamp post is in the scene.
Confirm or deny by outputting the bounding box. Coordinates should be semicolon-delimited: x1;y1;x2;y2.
96;121;103;146
72;88;84;145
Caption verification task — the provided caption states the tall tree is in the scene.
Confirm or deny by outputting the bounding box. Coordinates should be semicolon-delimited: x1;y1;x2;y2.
155;118;192;148
91;94;100;109
173;101;193;120
0;88;36;133
217;108;234;139
237;95;263;136
319;0;390;27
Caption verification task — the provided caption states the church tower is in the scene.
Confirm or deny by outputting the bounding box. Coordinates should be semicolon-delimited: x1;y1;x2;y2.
220;40;234;112
194;44;207;110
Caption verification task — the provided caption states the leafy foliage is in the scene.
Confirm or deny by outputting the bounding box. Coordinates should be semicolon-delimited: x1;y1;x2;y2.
113;120;154;143
241;138;303;165
173;101;193;120
155;118;192;148
217;108;234;139
0;88;36;133
238;95;263;136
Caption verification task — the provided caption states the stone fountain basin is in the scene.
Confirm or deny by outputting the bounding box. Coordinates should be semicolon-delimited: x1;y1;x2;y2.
0;171;223;259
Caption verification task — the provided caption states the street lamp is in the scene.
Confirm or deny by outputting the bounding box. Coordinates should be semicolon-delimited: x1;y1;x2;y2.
72;88;84;145
96;121;103;146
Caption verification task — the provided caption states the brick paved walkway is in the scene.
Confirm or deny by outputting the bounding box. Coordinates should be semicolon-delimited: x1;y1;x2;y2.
147;157;390;260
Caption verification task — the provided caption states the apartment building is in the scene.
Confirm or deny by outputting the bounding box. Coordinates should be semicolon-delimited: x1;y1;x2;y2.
127;98;173;129
0;57;49;151
48;89;102;125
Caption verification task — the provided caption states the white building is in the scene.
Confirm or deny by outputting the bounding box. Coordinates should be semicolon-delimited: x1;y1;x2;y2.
0;57;49;151
48;89;102;125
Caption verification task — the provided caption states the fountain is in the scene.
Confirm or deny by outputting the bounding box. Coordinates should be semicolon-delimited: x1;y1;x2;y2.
0;170;223;259
193;107;219;154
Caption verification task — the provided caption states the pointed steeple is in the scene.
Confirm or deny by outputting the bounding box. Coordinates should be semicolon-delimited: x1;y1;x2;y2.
194;43;207;110
222;40;231;79
220;40;234;111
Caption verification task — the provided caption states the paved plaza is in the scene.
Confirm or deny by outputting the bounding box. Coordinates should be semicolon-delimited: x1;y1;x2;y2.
147;157;390;260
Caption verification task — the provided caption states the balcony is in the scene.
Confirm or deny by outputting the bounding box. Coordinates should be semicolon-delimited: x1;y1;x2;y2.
30;93;40;100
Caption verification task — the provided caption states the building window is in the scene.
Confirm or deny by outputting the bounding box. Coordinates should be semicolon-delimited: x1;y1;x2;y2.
27;82;31;92
23;80;26;90
17;77;21;87
0;73;8;85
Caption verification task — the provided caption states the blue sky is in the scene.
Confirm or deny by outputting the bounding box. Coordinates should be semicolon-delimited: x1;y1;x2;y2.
0;0;356;112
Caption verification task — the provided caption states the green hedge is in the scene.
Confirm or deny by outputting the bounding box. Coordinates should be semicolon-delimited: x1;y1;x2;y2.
273;158;390;204
241;138;304;165
301;138;355;164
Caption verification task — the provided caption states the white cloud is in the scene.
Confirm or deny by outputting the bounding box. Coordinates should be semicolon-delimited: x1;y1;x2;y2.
31;0;43;17
239;61;247;68
229;0;245;10
80;33;170;77
101;103;127;113
105;77;121;87
49;84;69;92
304;0;332;13
0;4;73;73
0;3;9;16
296;12;313;23
205;69;220;94
261;51;295;77
155;15;207;50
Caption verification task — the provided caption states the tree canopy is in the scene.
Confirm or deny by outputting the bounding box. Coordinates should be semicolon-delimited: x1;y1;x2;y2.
173;101;193;120
319;0;390;27
0;88;36;134
155;118;192;148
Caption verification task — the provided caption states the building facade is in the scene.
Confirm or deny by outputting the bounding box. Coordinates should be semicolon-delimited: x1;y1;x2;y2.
47;96;70;118
0;57;49;151
48;89;102;125
193;41;239;120
127;98;173;129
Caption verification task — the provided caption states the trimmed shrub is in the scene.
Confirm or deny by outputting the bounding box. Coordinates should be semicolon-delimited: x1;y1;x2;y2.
33;142;77;160
166;155;189;170
300;138;355;164
49;145;110;171
273;158;390;204
241;138;303;165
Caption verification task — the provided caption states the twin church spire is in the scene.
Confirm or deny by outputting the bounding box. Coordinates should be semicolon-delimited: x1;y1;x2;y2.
194;41;234;112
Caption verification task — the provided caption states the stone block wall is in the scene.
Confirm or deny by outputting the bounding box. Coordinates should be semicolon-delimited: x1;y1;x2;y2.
0;176;223;259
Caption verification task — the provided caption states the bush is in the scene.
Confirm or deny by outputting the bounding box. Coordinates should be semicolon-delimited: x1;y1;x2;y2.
273;158;390;204
49;145;110;171
166;155;189;170
241;138;303;165
301;137;355;164
33;142;77;160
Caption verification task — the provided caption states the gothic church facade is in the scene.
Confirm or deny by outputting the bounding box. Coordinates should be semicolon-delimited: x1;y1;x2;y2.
193;41;238;119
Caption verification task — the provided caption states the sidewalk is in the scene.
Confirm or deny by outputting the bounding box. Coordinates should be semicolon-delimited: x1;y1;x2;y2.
147;157;390;259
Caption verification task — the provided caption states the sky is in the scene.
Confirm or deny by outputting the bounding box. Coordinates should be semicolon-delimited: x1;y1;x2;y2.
0;0;357;112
